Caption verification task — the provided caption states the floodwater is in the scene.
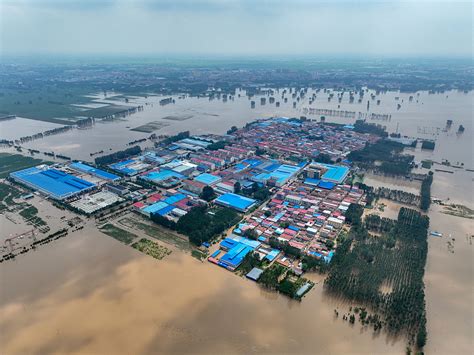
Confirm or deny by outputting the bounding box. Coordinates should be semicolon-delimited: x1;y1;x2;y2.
0;226;405;354
0;117;61;141
1;89;471;163
424;205;473;355
0;88;473;354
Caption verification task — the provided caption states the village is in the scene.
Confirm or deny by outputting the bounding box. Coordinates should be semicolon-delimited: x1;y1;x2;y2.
4;117;374;299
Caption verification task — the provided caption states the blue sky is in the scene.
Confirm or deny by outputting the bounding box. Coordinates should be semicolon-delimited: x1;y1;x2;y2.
1;0;472;57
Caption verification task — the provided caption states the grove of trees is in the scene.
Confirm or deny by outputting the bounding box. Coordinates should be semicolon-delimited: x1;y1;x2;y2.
151;205;240;245
324;207;429;349
348;140;414;176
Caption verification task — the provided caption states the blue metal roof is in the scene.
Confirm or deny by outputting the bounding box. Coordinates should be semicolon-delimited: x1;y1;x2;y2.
215;193;256;211
304;178;321;186
71;162;120;181
219;244;254;268
143;169;184;182
143;201;169;214
163;193;186;205
265;249;280;261
156;204;176;216
11;167;95;200
315;163;349;184
318;181;336;190
194;173;221;185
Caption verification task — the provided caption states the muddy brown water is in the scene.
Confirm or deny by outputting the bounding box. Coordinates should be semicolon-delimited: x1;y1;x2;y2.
1;224;406;354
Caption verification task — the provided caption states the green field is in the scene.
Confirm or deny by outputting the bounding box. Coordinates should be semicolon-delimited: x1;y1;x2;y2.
0;153;45;178
99;223;138;244
131;238;172;260
191;249;207;261
118;216;191;251
0;88;136;123
0;87;91;123
0;182;23;211
0;182;47;226
19;205;47;226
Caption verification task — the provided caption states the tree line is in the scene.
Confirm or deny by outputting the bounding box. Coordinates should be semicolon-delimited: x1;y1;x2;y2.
420;173;433;211
95;145;142;165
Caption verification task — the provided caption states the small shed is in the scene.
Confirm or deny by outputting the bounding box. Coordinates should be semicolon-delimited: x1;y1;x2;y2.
246;267;264;281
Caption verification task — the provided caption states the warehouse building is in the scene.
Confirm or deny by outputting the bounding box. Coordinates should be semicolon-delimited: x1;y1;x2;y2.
215;193;256;212
10;165;96;200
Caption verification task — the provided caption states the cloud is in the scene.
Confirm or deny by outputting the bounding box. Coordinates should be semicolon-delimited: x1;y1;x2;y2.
0;0;472;57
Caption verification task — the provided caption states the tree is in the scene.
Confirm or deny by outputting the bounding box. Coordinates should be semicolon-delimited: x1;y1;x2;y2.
420;174;433;211
254;187;271;201
200;186;216;202
416;325;427;349
234;181;241;193
95;146;141;165
345;203;364;225
244;229;258;240
176;206;240;245
227;126;238;134
255;147;266;156
314;153;332;164
207;141;228;150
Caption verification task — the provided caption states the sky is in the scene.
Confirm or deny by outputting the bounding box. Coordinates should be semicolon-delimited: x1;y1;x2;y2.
0;0;472;57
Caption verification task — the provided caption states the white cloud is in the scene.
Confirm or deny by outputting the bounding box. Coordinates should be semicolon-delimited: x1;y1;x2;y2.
0;0;472;57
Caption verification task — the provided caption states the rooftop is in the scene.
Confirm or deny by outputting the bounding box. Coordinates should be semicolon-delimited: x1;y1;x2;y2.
194;173;222;185
10;166;95;200
215;193;256;211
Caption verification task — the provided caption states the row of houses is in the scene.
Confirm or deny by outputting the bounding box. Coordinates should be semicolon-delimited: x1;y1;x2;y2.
232;117;378;162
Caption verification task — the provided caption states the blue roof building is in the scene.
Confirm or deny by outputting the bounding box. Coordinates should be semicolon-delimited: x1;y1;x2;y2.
194;173;222;186
218;239;254;270
10;166;95;200
215;193;256;212
311;163;349;184
70;162;120;181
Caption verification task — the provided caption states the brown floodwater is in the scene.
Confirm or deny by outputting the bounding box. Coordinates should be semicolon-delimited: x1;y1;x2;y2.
1;225;405;354
423;205;473;355
2;89;471;163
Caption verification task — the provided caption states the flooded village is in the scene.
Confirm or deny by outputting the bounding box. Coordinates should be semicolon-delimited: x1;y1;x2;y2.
0;86;472;354
2;0;473;350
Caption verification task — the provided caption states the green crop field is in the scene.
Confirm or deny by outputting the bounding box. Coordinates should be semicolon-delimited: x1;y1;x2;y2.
0;88;137;124
131;238;172;260
19;205;47;226
0;182;23;211
0;153;46;178
118;216;191;251
99;224;138;245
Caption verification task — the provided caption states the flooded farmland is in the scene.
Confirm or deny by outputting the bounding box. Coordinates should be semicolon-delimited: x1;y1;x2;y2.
1;89;472;162
0;89;472;354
